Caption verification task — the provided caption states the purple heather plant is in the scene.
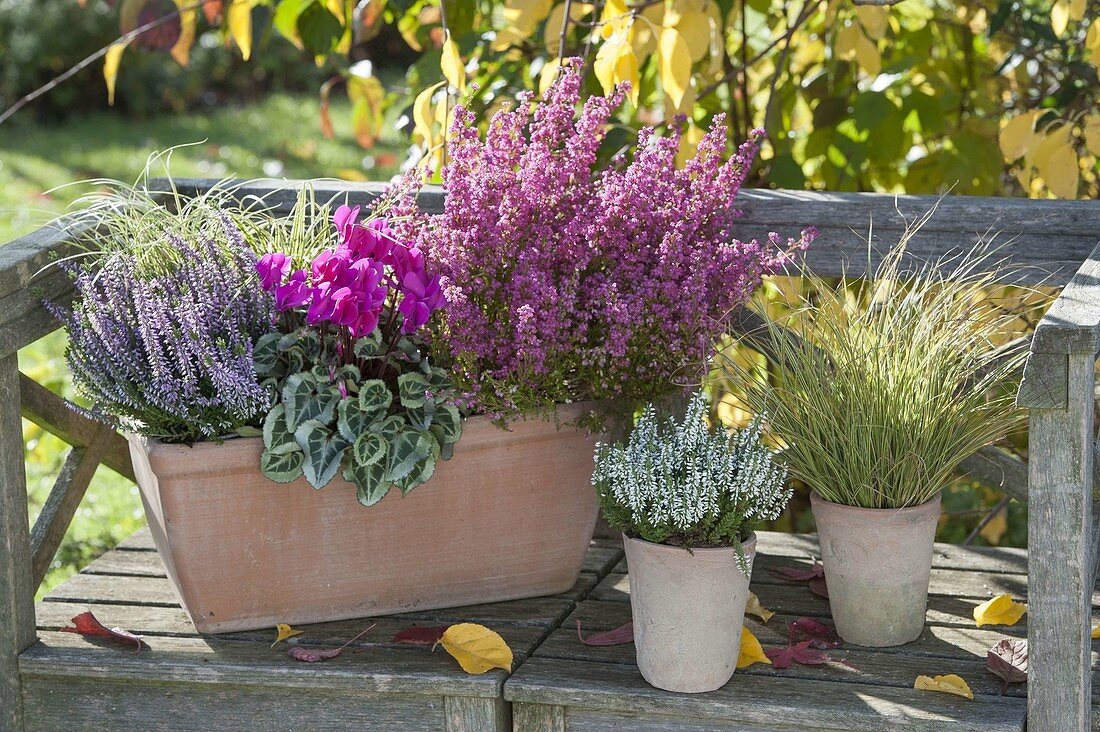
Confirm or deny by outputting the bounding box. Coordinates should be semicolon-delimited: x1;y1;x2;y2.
404;61;818;416
54;216;275;443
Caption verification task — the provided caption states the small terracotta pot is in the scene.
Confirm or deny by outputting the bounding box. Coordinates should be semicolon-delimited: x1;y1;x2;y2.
624;532;757;693
128;403;600;633
810;491;941;647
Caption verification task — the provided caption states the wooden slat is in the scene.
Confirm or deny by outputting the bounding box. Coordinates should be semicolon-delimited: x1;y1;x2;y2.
0;354;36;731
166;179;1100;286
21;630;505;696
505;657;1026;731
19;374;134;481
1028;240;1100;355
33;601;548;662
20;674;448;732
29;430;111;588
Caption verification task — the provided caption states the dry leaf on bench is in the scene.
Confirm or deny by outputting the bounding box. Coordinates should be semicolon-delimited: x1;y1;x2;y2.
973;595;1026;627
272;623;304;647
440;623;513;674
285;623;375;663
1092;623;1100;639
914;673;974;700
745;592;774;623
576;620;634;646
787;617;841;649
987;638;1027;693
737;627;771;669
287;645;343;663
766;640;832;669
772;561;824;582
393;625;450;646
60;611;144;654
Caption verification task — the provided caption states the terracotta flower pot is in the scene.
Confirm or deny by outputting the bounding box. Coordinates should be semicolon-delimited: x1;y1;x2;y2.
127;403;600;633
810;491;941;647
624;532;757;693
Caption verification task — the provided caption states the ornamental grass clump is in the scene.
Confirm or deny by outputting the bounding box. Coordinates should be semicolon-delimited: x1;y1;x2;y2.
593;390;791;567
413;61;817;417
55;214;274;442
723;229;1030;510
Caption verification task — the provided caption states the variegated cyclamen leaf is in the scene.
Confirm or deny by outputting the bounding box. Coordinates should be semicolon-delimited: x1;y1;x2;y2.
353;331;383;359
293;420;349;489
371;414;405;441
344;460;391;507
427;365;451;390
396;450;438;495
253;332;281;377
398;372;431;408
406;400;436;430
395;337;421;361
431;404;462;444
282;372;339;431
263;405;299;454
385;429;435;483
358;378;392;415
352;431;387;467
440;441;455;461
260;447;304;483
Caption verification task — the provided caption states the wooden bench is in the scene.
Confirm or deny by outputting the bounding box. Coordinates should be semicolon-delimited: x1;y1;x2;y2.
3;181;1100;731
22;527;1094;730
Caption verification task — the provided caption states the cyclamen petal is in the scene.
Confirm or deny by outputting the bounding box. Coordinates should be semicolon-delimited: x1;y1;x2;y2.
256;252;290;291
275;270;311;311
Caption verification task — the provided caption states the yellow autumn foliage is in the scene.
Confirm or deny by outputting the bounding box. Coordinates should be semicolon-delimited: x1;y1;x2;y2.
440;623;514;674
973;594;1027;627
737;627;771;669
914;674;974;700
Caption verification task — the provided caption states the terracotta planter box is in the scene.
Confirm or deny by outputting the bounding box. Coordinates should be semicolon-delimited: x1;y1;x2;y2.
127;404;600;633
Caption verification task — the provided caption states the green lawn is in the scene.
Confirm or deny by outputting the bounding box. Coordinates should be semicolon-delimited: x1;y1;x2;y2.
7;93;403;596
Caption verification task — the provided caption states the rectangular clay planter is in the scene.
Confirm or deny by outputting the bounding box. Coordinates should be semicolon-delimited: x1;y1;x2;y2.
127;403;600;633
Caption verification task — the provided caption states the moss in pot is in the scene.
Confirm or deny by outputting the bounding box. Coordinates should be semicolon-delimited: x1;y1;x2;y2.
724;234;1029;647
593;390;792;693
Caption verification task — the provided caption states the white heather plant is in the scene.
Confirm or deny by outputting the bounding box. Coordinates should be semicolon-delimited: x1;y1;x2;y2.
593;391;791;567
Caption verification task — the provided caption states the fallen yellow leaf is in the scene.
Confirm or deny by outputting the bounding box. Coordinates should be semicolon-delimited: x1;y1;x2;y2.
745;592;774;623
914;674;974;700
1091;623;1100;639
973;595;1027;628
440;623;513;674
271;623;304;647
737;627;771;669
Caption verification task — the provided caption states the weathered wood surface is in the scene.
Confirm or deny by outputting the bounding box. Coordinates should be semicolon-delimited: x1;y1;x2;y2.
501;530;1087;731
28;431;111;589
507;657;1026;731
18;538;623;731
166;178;1100;286
1025;350;1096;732
1027;241;1100;355
19;374;134;481
1;355;37;732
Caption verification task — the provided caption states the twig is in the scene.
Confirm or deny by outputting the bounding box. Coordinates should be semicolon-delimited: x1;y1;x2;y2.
557;0;575;67
697;0;820;101
0;0;207;126
763;0;811;132
963;494;1012;546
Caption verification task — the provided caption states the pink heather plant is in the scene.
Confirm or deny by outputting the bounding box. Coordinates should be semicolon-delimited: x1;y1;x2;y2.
408;61;817;416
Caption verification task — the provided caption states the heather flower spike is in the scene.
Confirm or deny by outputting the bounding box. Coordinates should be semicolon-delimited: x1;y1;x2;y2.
406;60;816;416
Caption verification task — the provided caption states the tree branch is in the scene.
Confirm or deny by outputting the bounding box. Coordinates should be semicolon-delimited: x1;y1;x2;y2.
0;1;207;126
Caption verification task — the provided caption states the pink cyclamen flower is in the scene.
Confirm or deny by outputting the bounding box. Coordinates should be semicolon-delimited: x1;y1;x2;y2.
388;243;426;279
274;269;311;311
398;269;444;333
256;252;290;291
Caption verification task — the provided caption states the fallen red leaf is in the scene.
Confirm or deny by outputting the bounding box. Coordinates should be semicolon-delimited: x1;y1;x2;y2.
987;638;1028;693
772;562;825;582
766;640;831;669
808;576;829;599
393;625;451;646
287;646;343;662
788;617;841;649
59;612;144;654
576;620;634;646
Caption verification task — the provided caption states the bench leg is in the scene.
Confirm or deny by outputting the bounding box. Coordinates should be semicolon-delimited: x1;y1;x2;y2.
1027;351;1093;732
445;695;510;732
512;703;565;732
0;356;36;732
